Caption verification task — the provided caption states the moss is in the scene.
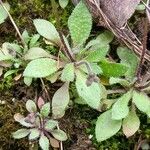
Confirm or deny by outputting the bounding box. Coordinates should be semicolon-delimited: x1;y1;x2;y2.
0;0;73;45
0;93;29;149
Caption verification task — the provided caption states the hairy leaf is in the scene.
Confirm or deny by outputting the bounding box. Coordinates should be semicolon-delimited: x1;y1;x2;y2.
79;63;102;75
14;113;34;127
12;129;30;139
92;31;114;49
75;70;101;109
59;0;69;8
109;77;130;87
68;1;92;46
117;47;138;80
85;30;113;50
85;45;109;62
40;103;51;117
23;58;58;78
51;129;67;141
24;47;51;60
52;83;70;119
132;91;150;116
123;110;140;137
39;134;49;150
61;63;75;82
24;77;32;86
34;19;60;45
99;60;128;77
29;34;40;48
29;128;40;140
45;120;58;131
95;110;122;142
112;90;132;120
0;3;10;24
26;100;37;113
22;30;30;44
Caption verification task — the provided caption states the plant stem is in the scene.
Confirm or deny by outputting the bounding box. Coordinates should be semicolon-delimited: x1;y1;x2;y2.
75;60;93;75
58;32;75;62
136;18;148;82
0;0;27;47
40;78;51;101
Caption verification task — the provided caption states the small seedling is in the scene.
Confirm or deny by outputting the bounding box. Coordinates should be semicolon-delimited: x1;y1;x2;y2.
12;98;67;150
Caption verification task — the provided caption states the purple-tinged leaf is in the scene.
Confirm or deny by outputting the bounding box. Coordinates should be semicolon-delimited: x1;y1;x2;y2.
38;97;45;109
123;110;140;137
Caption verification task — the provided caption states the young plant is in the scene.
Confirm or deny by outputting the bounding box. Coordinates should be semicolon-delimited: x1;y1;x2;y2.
13;98;67;150
95;47;150;141
23;1;128;114
0;1;147;145
0;31;41;84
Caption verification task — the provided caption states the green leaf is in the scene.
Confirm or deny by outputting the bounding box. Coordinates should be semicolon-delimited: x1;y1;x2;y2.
45;120;58;131
29;34;40;48
59;0;69;8
75;70;101;109
0;49;13;61
39;134;49;150
85;30;113;52
123;110;140;137
109;77;130;87
2;43;22;54
52;83;70;119
99;60;128;77
61;63;75;82
117;47;138;80
33;19;60;45
29;128;40;140
136;4;145;11
132;91;150;116
4;69;17;78
22;30;30;44
95;31;114;47
24;77;32;86
51;129;67;141
24;47;51;60
26;100;37;113
95;110;122;142
68;1;92;46
85;45;109;62
46;71;61;83
80;63;103;75
23;58;58;78
0;3;10;24
40;102;50;117
12;129;30;139
112;91;132;120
